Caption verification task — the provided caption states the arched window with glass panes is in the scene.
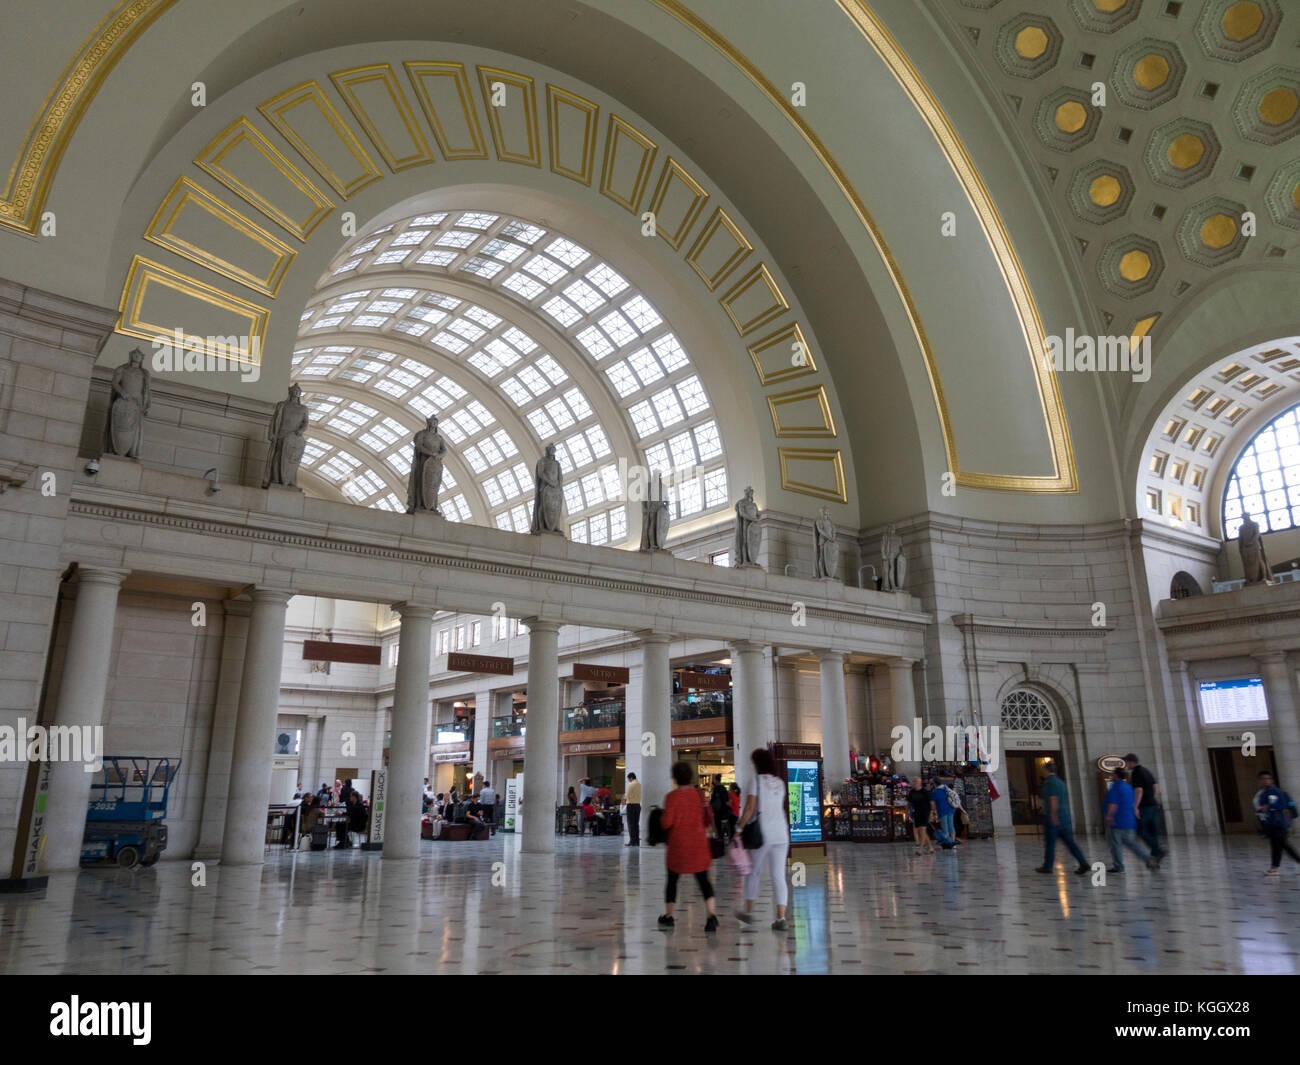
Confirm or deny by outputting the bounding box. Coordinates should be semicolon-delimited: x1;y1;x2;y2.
999;689;1056;732
1222;403;1300;541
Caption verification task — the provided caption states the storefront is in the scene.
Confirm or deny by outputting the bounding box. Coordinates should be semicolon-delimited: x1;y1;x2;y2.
430;698;475;795
671;660;733;786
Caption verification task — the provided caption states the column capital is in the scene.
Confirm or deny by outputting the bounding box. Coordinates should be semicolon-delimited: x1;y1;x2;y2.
1255;650;1291;666
75;566;129;588
887;656;917;671
521;616;562;634
249;586;294;606
816;649;847;665
633;629;673;645
727;639;764;655
391;600;438;620
222;597;253;618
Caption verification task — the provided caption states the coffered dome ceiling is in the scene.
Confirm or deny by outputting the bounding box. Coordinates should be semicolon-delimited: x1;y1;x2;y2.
935;0;1299;344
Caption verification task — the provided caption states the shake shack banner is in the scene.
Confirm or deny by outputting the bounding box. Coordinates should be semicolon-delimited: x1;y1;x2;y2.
302;640;381;665
679;671;730;690
448;652;515;675
574;663;630;684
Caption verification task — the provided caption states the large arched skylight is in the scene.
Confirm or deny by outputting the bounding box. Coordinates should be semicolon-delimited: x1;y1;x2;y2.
292;209;728;544
1223;403;1300;539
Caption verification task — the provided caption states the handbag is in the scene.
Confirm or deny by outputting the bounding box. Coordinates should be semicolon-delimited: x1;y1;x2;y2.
741;779;765;850
727;837;752;875
708;836;725;860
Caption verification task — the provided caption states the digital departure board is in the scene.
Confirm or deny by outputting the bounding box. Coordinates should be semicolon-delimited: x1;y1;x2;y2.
1198;677;1268;725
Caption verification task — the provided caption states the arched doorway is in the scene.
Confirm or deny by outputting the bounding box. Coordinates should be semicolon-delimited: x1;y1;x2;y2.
999;688;1064;834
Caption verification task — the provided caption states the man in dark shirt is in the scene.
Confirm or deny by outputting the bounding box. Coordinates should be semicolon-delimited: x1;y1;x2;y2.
1124;753;1164;861
464;799;489;840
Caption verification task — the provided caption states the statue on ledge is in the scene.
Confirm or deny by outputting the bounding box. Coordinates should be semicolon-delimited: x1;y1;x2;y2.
406;414;447;515
639;472;670;552
881;523;906;591
530;443;565;536
814;506;838;579
1238;513;1273;585
263;383;308;489
733;486;760;567
103;348;151;459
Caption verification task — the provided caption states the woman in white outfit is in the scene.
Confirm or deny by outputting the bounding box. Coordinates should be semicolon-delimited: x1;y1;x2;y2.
734;748;790;930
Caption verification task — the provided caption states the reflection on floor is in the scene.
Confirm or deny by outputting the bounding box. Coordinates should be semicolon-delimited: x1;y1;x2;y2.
2;835;1298;974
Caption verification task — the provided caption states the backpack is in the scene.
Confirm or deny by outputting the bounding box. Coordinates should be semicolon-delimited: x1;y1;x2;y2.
647;805;667;846
710;788;727;814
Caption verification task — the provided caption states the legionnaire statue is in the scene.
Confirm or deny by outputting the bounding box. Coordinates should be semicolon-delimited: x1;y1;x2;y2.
733;486;760;567
639;472;670;552
1238;513;1273;585
881;523;906;591
263;383;309;489
406;414;447;514
530;443;565;535
104;347;151;459
814;505;838;580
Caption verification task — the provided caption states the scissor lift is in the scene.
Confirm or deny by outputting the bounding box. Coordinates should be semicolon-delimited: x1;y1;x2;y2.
80;756;180;869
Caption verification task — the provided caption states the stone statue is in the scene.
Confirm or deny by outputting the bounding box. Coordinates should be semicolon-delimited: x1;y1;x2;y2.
530;442;565;535
814;505;838;579
263;383;309;489
406;414;447;515
639;473;670;552
103;347;151;459
881;523;906;591
733;486;760;567
1238;514;1273;585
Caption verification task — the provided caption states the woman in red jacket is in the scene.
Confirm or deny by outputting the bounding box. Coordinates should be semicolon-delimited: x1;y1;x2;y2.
658;762;719;932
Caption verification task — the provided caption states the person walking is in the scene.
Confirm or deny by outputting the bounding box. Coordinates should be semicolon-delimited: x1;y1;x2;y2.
1124;754;1165;860
710;781;735;842
907;780;936;855
932;777;960;849
625;772;641;847
1254;771;1300;876
657;762;719;933
347;790;368;847
1035;761;1089;875
735;748;791;931
1103;767;1157;872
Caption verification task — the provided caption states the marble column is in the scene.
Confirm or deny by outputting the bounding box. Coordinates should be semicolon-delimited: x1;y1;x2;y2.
886;658;919;774
970;660;1013;833
193;599;251;860
41;567;128;873
637;632;672;829
472;687;494;785
1257;652;1300;793
522;618;561;854
728;640;766;791
219;587;292;866
818;651;851;786
1167;659;1217;833
385;602;435;860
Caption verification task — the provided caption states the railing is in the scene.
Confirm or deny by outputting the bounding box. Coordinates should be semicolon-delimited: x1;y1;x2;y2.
492;716;526;738
562;702;625;731
432;721;473;744
671;693;731;721
1212;569;1300;594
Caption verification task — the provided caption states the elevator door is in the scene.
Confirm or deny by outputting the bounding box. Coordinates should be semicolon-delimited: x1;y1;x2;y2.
1005;751;1061;835
1209;746;1277;834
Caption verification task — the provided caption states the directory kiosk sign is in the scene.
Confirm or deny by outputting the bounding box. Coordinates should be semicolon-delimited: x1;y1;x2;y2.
786;759;823;843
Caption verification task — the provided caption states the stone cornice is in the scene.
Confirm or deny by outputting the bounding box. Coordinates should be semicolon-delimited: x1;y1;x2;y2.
0;278;118;347
952;613;1112;639
67;493;933;640
869;510;1132;545
1160;609;1300;636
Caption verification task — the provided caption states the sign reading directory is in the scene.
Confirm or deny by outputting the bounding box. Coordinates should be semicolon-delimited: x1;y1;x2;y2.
786;760;823;843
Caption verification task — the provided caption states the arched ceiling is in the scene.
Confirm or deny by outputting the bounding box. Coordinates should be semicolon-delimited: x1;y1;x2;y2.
1137;333;1300;539
292;207;730;545
6;0;1206;527
927;0;1300;416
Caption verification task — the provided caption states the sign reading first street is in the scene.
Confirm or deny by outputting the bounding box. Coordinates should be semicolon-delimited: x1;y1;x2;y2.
448;652;515;675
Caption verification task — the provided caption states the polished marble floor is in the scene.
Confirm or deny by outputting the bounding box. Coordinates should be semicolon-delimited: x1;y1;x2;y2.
2;834;1298;974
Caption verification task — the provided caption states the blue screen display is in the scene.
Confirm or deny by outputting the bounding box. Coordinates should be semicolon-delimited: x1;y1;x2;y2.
787;760;822;843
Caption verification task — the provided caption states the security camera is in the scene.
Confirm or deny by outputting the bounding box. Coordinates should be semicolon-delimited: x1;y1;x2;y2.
84;459;100;476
